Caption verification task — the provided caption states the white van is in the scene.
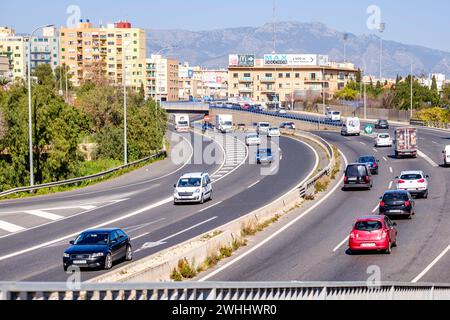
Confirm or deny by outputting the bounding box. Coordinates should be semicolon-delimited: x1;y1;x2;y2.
443;145;450;166
341;117;361;136
173;172;212;204
256;122;271;135
173;114;190;132
326;111;341;122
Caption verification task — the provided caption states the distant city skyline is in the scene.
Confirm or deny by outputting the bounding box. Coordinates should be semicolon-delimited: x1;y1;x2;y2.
1;0;450;52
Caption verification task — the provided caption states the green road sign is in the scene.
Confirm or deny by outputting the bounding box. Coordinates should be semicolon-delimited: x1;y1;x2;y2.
364;125;374;134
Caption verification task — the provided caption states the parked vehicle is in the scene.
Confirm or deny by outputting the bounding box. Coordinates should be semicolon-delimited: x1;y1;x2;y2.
343;163;372;190
173;172;212;204
375;133;393;147
348;216;397;254
379;190;415;219
443;145;450;166
326;111;341;122
173;114;190;133
395;170;429;198
268;127;281;137
245;133;261;146
375;119;390;129
256;122;271;135
394;127;418;158
215;114;234;133
256;148;273;164
63;228;132;271
280;122;296;130
357;155;379;175
276;109;287;114
341;117;361;136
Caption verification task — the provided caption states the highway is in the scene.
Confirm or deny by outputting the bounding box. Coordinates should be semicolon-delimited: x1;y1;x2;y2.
201;120;450;283
0;127;317;281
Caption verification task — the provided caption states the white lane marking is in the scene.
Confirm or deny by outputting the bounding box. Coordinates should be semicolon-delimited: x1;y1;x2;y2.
412;244;450;283
360;142;366;145
389;167;393;173
247;180;261;189
199;150;348;282
132;232;150;241
79;205;97;210
372;204;380;213
373;148;378;153
383;157;388;162
388;181;393;189
199;201;223;213
333;236;350;253
432;141;438;145
135;216;218;253
0;220;26;233
23;210;63;221
124;218;166;233
417;150;439;168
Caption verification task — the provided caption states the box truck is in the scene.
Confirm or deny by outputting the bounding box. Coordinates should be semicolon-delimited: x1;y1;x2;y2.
394;127;418;158
173;114;190;132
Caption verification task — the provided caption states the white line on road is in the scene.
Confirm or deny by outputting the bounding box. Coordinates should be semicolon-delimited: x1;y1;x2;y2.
199;201;223;213
23;210;63;221
412;244;450;283
0;220;26;233
247;180;261;189
372;204;380;213
360;142;366;145
388;181;393;189
132;232;150;241
199;150;348;282
432;141;438;145
389;167;393;173
373;148;378;153
418;150;439;168
383;157;388;162
333;236;349;252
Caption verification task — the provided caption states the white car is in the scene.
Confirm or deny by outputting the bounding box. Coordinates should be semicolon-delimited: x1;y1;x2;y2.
375;133;393;147
245;133;261;146
396;170;429;199
326;111;341;122
173;172;212;204
443;145;450;166
276;109;287;114
256;122;270;135
267;127;281;137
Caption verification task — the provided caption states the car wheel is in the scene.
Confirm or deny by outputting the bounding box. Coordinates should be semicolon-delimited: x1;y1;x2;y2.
393;237;398;247
423;191;428;199
200;194;204;204
63;265;68;272
385;241;392;254
125;245;133;261
104;253;113;270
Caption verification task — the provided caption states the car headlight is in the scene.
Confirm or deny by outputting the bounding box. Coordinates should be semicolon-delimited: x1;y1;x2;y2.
91;252;104;258
63;253;70;258
194;189;200;194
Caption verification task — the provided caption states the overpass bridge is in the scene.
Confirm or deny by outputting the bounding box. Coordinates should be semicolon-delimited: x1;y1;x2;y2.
161;101;210;114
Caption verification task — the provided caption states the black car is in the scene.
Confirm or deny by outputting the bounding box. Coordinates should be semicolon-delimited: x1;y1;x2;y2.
280;122;296;130
63;228;132;271
357;155;379;175
375;119;389;129
343;163;373;190
379;190;415;219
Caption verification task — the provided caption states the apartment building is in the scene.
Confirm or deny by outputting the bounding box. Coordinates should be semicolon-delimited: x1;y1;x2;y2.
0;55;9;78
228;54;357;108
29;26;59;71
146;54;179;101
60;20;146;87
178;63;201;100
0;27;28;80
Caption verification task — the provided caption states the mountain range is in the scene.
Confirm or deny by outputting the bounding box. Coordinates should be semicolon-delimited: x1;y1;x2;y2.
146;21;450;79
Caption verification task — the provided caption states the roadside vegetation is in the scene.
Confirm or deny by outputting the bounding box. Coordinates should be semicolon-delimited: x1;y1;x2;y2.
0;64;167;192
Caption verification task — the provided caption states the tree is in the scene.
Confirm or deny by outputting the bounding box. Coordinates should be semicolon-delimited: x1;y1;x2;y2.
355;68;362;83
32;64;55;88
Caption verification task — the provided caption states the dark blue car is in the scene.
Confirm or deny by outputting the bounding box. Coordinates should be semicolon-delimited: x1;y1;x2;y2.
63;228;132;271
357;155;379;175
256;148;273;164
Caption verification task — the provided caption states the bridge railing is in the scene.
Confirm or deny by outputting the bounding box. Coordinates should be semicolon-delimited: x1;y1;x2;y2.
1;282;449;300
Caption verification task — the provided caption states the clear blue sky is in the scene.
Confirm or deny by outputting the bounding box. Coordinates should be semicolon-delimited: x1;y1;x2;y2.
2;0;449;51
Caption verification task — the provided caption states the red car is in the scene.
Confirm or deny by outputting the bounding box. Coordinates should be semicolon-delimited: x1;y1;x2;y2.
348;215;398;254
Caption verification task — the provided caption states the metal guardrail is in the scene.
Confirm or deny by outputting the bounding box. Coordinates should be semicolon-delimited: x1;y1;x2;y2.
0;151;167;198
210;105;343;128
410;118;450;130
1;282;449;300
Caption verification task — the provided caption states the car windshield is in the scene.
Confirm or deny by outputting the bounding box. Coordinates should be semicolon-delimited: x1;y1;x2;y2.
178;121;188;126
247;134;258;139
333;112;340;115
74;232;109;245
178;178;201;187
223;121;232;126
355;221;382;231
258;149;271;155
259;123;270;127
358;157;376;163
346;165;367;177
270;128;279;131
400;174;423;180
383;193;408;201
378;120;387;124
378;134;390;139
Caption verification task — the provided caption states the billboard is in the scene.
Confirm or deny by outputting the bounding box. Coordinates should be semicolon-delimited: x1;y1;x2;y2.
229;54;255;67
179;68;194;79
263;54;319;66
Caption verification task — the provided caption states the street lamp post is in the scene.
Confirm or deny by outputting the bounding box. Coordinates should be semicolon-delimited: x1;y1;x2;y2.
410;64;413;119
343;33;349;63
122;43;128;165
27;24;54;187
378;23;386;81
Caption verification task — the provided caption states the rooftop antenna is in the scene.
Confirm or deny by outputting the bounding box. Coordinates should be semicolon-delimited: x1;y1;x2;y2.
272;0;276;54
